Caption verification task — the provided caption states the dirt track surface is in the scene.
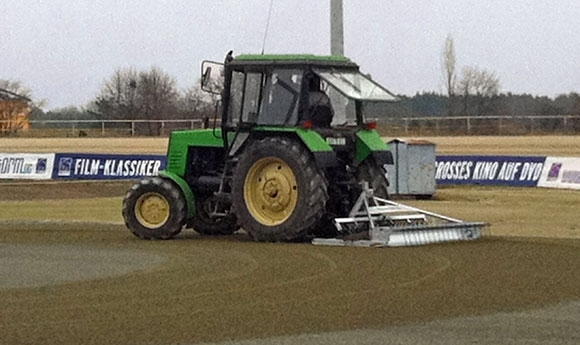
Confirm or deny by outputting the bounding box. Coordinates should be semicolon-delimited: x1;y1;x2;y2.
197;301;580;345
1;221;580;345
3;135;580;156
0;137;169;154
1;182;580;344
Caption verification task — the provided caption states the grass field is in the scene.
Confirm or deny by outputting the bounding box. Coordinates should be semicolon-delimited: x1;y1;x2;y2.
1;183;578;240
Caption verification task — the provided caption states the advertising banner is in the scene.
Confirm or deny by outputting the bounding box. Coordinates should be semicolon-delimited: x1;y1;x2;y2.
52;153;166;180
0;153;55;180
436;155;546;187
537;157;580;190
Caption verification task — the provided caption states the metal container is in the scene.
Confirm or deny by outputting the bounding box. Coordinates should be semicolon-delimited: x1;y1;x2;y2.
386;139;436;198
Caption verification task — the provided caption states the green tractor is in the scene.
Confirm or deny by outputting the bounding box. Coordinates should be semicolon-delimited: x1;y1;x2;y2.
122;52;399;242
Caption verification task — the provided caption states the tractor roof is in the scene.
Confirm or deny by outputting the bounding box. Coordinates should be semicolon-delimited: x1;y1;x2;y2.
230;54;359;69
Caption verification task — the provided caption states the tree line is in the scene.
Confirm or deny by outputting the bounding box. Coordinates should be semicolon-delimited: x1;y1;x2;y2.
378;91;580;118
2;67;218;136
375;35;579;119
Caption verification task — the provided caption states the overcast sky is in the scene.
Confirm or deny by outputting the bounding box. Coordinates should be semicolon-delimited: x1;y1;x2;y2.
1;0;579;110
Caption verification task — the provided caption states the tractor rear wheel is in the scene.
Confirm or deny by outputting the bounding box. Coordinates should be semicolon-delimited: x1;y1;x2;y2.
122;176;186;240
357;157;390;199
232;137;328;242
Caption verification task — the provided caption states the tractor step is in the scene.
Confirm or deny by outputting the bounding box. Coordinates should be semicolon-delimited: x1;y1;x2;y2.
313;182;486;248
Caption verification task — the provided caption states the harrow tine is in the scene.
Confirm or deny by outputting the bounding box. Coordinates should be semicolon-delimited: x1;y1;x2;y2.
314;182;487;248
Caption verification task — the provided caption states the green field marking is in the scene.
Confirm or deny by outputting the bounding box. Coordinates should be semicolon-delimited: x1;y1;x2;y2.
0;197;123;223
1;185;579;239
405;186;580;239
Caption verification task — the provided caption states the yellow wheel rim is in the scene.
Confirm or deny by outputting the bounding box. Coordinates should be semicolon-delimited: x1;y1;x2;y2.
244;157;298;226
134;192;170;229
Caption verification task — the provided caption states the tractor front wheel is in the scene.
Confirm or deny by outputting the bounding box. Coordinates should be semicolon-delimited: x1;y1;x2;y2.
122;176;186;240
232;137;328;242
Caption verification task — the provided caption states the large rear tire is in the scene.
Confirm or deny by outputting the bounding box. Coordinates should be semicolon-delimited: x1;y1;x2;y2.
357;157;390;199
122;176;186;240
232;137;328;242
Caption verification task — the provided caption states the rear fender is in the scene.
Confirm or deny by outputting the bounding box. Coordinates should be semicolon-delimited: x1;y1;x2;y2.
252;127;338;167
355;130;393;166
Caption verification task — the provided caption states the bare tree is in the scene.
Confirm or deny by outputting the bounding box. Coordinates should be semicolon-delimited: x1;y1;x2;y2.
94;68;139;119
457;66;501;115
457;66;500;97
94;67;179;135
442;35;457;97
136;67;179;134
179;82;219;122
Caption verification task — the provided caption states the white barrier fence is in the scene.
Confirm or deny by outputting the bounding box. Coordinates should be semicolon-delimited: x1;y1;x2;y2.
3;115;580;136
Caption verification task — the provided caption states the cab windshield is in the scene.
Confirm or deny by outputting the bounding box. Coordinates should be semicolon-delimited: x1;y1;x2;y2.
315;69;398;101
314;69;398;126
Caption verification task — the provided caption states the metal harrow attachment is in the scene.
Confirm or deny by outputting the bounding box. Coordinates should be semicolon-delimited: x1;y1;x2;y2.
312;182;486;247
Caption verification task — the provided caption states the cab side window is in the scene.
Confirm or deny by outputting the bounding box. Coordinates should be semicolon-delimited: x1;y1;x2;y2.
228;71;263;125
227;71;244;126
258;69;302;126
241;73;263;123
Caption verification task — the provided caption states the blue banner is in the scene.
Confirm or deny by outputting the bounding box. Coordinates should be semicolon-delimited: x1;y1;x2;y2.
52;153;167;180
45;152;550;187
435;155;546;187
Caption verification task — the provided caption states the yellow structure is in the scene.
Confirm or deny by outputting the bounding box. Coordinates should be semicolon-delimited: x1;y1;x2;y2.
0;89;31;134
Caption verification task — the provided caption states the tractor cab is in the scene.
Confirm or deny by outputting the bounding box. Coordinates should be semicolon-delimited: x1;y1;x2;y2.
202;54;397;134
